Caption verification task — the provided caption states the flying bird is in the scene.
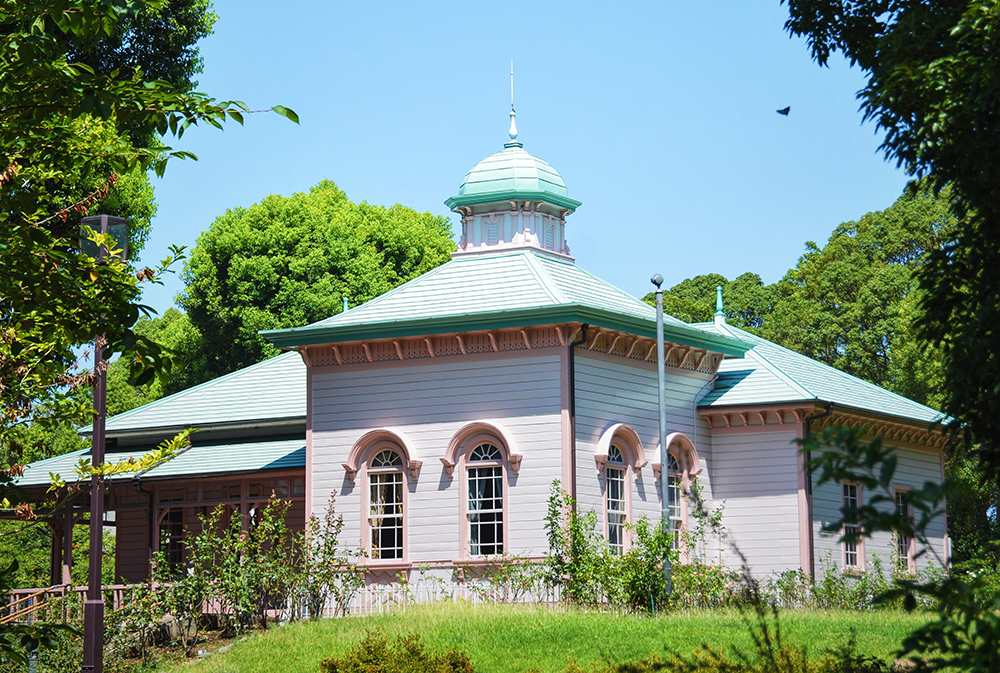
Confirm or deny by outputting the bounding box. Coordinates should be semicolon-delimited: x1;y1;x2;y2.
777;106;790;116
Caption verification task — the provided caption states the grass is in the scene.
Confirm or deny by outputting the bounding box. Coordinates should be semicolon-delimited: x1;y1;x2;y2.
162;602;930;673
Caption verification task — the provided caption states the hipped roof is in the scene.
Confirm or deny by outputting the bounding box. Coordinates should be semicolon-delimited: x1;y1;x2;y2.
13;438;305;488
695;321;947;426
263;249;750;357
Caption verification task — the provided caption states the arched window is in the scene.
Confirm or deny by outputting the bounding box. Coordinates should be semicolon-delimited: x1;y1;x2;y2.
666;453;683;550
466;442;504;556
596;424;643;553
367;448;405;561
606;445;627;555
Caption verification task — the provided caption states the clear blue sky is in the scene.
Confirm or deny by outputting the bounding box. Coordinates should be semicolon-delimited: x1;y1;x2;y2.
138;0;909;315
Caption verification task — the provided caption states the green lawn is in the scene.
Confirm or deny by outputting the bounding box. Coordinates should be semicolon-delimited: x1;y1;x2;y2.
165;603;929;673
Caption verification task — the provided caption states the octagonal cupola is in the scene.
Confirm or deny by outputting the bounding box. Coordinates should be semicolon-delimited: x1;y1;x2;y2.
445;108;581;259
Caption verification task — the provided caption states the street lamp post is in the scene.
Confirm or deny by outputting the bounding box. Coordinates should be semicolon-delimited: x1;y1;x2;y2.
80;215;128;673
650;273;672;596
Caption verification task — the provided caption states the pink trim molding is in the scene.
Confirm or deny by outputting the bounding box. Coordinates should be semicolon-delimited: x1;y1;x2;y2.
649;432;702;480
345;429;421;483
442;421;521;478
594;423;647;478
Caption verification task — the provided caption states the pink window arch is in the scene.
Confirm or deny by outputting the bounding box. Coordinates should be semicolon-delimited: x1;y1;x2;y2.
344;429;420;565
649;432;701;557
594;424;647;553
444;422;519;559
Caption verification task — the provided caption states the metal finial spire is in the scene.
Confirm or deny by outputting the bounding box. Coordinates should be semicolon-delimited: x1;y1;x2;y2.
714;286;726;325
509;60;518;140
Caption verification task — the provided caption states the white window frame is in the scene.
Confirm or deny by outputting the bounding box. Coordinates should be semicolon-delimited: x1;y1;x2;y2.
365;447;406;562
841;481;864;570
894;486;915;573
464;441;506;557
605;444;627;555
666;453;684;551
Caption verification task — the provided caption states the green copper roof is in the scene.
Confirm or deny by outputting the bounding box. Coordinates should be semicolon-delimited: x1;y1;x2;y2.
444;142;582;212
82;352;306;436
263;249;749;357
13;438;305;488
695;322;947;425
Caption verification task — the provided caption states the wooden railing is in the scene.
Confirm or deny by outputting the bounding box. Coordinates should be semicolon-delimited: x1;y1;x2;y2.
2;584;133;625
5;580;560;623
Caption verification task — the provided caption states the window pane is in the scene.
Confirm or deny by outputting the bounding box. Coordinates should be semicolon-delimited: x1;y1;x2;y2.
844;525;859;567
468;465;504;556
469;443;502;462
372;450;403;468
667;474;682;550
369;471;403;559
607;465;625;555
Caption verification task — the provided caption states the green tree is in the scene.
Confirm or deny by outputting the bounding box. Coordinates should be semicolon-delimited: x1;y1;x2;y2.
63;0;217;147
0;0;296;467
179;180;454;379
643;272;777;331
761;182;953;401
784;0;1000;478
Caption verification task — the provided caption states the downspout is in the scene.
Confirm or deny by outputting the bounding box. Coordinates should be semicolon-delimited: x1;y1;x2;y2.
567;324;589;508
803;402;834;580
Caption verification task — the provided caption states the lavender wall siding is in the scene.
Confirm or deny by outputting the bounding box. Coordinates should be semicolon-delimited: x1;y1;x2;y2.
710;430;802;576
572;352;715;550
310;351;563;563
812;444;947;573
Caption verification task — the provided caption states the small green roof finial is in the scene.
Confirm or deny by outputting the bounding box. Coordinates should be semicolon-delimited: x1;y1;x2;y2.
714;286;726;326
509;59;518;141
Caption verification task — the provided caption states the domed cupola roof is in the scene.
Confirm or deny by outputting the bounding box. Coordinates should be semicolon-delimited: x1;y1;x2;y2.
445;109;581;212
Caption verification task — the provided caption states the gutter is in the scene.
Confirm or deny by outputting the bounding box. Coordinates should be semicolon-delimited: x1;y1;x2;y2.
803;402;834;580
261;306;751;358
567;324;589;508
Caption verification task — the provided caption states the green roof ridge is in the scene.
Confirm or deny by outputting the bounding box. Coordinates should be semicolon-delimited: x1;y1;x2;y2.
716;323;816;401
520;250;568;304
311;259;460;328
715;322;946;421
83;351;301;433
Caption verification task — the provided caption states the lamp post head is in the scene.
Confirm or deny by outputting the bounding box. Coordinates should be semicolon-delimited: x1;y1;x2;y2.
80;215;129;262
650;273;663;289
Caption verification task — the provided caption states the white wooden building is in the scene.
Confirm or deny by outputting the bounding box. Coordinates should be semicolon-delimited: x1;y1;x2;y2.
16;112;949;588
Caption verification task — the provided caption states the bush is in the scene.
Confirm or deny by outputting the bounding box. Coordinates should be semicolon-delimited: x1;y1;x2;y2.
459;552;543;604
543;482;674;612
669;561;742;609
319;631;475;673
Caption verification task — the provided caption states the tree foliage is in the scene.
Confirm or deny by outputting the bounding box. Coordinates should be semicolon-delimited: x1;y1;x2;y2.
762;182;953;399
63;0;217;146
106;308;205;416
179;180;454;379
644;272;777;331
0;0;295;465
783;0;1000;480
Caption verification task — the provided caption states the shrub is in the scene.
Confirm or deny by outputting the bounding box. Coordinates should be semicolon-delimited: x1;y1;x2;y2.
295;492;365;619
669;560;742;609
459;552;543;604
319;631;475;673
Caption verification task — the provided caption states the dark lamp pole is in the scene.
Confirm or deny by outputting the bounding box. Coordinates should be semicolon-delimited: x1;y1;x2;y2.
650;273;672;596
80;215;129;261
81;215;128;673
